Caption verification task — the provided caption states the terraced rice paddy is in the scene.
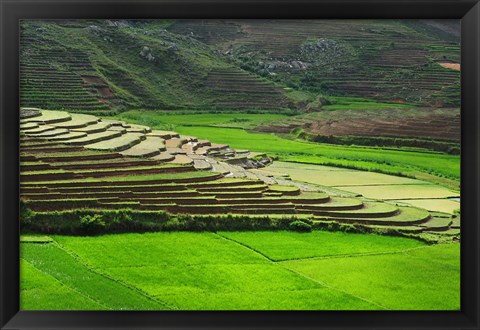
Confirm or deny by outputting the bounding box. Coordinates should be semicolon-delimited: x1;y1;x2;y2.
256;107;461;143
262;162;460;214
20;232;460;310
392;199;460;214
339;184;459;200
21;109;266;174
20;109;460;237
264;162;422;186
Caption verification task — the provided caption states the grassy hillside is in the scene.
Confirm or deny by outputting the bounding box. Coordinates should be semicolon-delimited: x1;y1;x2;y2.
20;20;293;114
21;19;460;115
169;19;460;107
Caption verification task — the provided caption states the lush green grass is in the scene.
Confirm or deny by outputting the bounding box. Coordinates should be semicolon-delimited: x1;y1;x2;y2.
321;96;415;111
284;90;405;111
21;232;459;310
20;235;53;243
111;111;288;130
20;259;105;310
218;231;425;261
21;242;168;310
282;243;460;310
52;232;267;268
48;232;379;310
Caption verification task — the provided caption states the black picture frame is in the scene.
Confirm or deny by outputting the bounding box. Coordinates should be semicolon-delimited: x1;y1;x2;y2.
1;0;479;329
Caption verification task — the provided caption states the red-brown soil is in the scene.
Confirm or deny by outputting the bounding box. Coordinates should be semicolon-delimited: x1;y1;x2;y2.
438;62;460;71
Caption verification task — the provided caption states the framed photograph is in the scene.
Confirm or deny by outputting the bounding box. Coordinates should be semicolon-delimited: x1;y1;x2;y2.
1;0;479;329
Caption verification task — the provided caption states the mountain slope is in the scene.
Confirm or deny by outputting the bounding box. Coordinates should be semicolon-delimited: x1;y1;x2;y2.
20;20;293;114
20;19;460;113
169;19;460;107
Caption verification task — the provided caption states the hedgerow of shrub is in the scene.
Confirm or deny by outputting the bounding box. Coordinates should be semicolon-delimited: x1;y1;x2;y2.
289;220;313;232
79;214;106;235
20;206;317;235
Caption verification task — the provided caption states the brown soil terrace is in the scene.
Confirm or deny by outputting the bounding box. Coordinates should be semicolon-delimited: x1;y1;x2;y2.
257;109;460;142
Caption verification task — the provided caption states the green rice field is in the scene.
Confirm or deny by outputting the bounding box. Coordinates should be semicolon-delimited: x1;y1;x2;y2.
21;232;460;310
260;162;460;213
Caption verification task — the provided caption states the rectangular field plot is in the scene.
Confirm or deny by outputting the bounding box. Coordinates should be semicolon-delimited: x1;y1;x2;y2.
392;198;460;214
281;243;460;310
266;162;423;186
339;184;460;200
52;232;268;268
219;231;424;261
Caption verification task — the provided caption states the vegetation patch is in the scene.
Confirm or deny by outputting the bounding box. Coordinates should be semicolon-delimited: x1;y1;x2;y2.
281;243;459;310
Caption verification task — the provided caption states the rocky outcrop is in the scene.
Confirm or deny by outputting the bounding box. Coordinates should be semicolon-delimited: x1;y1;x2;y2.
140;46;156;62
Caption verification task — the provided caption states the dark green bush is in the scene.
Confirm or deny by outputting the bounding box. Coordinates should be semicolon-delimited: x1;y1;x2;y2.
20;199;35;226
111;209;134;230
289;220;313;232
79;214;106;235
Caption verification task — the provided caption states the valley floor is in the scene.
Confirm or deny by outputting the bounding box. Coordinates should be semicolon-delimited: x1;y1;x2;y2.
112;111;460;190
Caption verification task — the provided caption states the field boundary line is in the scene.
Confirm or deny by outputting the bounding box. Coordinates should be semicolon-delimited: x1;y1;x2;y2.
215;233;275;261
279;263;389;310
215;234;388;310
21;257;110;310
51;240;178;310
276;244;432;263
